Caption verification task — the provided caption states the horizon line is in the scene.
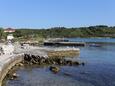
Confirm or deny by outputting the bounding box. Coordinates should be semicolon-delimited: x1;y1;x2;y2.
0;24;115;29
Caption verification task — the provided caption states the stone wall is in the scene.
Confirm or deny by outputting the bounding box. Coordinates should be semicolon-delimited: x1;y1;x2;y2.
0;54;24;86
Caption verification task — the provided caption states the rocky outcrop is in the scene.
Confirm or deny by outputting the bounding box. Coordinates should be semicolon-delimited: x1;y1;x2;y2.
23;54;84;66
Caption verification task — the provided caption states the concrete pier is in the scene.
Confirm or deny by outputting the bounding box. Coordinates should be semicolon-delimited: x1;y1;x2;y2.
44;42;86;46
0;54;24;86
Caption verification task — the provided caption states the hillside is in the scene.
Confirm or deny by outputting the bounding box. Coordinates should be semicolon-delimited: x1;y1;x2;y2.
0;25;115;41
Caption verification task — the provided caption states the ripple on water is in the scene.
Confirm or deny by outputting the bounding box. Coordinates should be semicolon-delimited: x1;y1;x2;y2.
5;64;115;86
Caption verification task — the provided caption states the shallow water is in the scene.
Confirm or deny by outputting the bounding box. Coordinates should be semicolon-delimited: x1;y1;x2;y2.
6;38;115;86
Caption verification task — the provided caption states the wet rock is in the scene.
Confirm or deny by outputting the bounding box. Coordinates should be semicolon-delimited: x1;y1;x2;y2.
40;57;46;63
66;60;73;66
56;58;63;65
9;73;19;80
24;54;32;62
49;59;54;64
19;63;24;66
23;54;85;66
12;73;18;78
44;59;50;64
49;66;60;73
73;61;80;65
81;62;85;66
31;58;37;64
16;63;24;67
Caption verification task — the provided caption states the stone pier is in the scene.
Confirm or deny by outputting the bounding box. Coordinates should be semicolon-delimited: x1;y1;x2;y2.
0;54;24;86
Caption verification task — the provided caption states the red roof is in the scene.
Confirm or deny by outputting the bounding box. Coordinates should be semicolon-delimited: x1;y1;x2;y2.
4;28;15;32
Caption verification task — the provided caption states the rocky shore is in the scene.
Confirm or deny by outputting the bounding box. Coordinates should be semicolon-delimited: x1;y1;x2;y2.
1;46;83;86
3;53;84;85
23;54;84;66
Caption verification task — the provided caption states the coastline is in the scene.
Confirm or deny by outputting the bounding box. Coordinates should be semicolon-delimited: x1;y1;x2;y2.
1;38;115;86
0;46;81;86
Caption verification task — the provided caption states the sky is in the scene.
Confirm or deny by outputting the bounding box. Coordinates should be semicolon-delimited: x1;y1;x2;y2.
0;0;115;29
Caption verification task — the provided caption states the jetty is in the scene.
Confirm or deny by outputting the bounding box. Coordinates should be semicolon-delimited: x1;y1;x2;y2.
44;41;86;46
44;38;86;46
0;54;24;86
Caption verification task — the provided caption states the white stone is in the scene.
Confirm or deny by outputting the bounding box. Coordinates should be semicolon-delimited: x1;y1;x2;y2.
2;45;14;55
7;34;14;40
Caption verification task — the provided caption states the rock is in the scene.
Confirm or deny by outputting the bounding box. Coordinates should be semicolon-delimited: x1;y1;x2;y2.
44;59;50;64
49;59;54;64
9;73;19;80
81;62;85;66
73;61;80;65
10;77;14;80
49;66;60;73
24;54;31;62
40;58;46;63
23;54;84;67
12;73;18;78
17;63;24;66
66;60;73;66
56;58;63;65
31;58;37;64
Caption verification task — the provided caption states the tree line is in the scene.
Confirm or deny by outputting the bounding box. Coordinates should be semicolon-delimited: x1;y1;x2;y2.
0;25;115;41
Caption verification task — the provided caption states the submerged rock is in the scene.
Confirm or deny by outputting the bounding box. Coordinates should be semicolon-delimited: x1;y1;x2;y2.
73;61;80;65
12;73;18;78
81;62;85;66
49;66;60;73
9;73;19;80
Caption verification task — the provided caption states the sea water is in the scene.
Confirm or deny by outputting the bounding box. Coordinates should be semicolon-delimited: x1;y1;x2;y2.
6;38;115;86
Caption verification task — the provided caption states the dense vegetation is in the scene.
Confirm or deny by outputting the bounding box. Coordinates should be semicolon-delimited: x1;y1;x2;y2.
0;25;115;41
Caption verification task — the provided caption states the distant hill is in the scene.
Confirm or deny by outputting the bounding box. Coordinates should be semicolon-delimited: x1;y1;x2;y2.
0;25;115;40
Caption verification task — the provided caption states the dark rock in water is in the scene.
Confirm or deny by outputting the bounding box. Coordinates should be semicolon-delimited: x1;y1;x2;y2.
66;60;73;66
12;73;18;78
9;73;19;80
49;66;60;73
73;61;80;65
81;62;85;66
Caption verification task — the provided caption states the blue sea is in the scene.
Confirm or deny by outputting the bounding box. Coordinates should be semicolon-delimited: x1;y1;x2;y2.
6;38;115;86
